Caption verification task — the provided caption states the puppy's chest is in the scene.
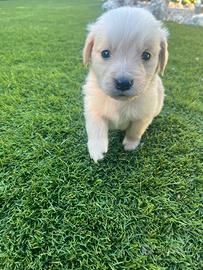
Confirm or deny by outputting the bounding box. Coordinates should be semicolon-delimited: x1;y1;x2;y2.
106;102;139;130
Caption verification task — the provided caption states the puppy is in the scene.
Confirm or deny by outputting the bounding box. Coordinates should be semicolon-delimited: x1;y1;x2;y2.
83;7;168;162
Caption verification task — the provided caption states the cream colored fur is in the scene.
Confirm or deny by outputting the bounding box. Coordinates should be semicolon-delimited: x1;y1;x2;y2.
83;7;168;162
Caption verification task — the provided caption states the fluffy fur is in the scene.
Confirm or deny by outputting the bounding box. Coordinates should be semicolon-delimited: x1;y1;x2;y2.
83;7;168;162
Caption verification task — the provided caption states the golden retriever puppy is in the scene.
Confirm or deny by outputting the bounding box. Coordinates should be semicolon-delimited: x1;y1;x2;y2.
83;7;168;162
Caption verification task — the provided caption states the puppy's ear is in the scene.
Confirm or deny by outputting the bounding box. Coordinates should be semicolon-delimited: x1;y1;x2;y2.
158;29;169;76
83;31;94;66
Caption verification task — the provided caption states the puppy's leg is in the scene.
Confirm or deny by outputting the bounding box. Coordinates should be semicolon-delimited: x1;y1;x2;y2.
123;118;152;151
86;113;108;162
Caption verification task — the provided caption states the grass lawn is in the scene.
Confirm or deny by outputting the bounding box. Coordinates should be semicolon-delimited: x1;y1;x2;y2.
0;0;202;269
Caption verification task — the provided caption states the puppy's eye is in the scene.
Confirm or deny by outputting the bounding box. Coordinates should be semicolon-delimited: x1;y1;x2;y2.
142;51;151;61
101;50;111;59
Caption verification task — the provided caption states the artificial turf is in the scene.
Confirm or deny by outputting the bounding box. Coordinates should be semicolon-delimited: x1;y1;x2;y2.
0;0;202;269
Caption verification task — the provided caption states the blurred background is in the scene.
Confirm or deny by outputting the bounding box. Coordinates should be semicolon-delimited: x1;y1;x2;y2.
102;0;203;25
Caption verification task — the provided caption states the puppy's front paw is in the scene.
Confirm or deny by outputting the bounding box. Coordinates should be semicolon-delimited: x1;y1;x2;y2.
123;137;140;151
88;139;108;162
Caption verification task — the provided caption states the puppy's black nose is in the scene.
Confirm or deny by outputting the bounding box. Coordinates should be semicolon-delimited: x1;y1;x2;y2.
114;77;133;91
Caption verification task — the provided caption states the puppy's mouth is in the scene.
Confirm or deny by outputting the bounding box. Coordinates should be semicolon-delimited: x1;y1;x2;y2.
111;93;131;100
112;94;139;101
108;89;139;100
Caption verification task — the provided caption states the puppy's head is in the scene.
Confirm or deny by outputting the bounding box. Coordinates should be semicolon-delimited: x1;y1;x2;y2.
83;7;168;99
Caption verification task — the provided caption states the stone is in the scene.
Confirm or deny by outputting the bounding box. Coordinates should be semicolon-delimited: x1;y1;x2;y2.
191;14;203;26
102;0;138;10
148;0;168;20
102;0;203;27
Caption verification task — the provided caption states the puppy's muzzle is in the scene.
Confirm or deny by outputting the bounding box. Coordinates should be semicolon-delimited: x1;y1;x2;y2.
114;77;134;92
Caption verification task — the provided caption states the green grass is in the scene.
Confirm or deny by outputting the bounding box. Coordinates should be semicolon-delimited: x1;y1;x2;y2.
0;0;202;269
